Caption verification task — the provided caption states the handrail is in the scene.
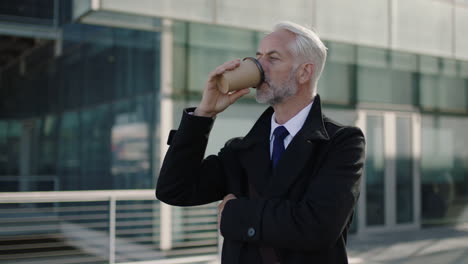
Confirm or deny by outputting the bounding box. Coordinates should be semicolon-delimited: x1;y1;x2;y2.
0;189;156;203
0;190;220;264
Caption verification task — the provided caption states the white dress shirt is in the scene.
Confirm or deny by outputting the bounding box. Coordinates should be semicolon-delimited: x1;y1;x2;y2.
269;101;313;158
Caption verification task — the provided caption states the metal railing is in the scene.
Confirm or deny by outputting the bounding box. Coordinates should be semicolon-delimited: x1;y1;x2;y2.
0;190;219;264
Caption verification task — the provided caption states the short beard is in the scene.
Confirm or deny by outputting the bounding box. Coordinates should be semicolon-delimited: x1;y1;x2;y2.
256;67;298;105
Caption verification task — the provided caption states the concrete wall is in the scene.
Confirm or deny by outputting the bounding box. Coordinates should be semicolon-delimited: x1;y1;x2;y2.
77;0;468;60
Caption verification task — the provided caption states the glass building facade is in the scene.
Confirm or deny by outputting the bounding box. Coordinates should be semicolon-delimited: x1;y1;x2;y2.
1;4;468;260
170;21;468;228
0;23;161;192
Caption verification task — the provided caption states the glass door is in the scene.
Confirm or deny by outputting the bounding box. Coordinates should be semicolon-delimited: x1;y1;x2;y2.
356;111;421;232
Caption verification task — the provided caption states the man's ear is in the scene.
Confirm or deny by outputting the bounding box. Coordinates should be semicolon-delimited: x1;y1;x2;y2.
297;63;314;84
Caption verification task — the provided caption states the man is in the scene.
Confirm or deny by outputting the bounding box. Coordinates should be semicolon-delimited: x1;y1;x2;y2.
156;21;365;264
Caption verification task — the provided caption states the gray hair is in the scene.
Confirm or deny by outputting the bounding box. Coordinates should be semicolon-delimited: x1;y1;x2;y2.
273;21;327;94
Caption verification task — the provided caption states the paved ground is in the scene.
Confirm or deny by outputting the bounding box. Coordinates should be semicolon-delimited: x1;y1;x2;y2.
347;224;468;264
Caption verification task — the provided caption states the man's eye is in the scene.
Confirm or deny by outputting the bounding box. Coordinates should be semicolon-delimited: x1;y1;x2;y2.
270;57;279;61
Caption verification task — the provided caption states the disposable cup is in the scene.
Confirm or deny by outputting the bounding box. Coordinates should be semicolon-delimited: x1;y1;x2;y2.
216;57;265;94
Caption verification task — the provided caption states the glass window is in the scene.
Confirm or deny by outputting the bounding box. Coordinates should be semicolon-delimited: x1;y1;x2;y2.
357;47;415;105
36;115;58;176
420;57;468;112
57;111;81;190
320;62;354;105
396;117;413;223
358;65;391;104
173;22;260;95
421;115;468;225
0;122;8;175
80;104;112;190
322;108;357;126
320;42;355;105
460;61;468;78
0;0;55;25
0;23;161;192
365;115;385;226
0;121;22;191
420;74;439;111
111;96;155;190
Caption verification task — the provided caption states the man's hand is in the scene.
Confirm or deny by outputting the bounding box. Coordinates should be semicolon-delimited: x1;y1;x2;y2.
218;194;237;232
194;59;250;118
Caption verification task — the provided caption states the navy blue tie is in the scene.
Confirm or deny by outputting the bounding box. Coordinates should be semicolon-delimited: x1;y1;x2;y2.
272;126;289;168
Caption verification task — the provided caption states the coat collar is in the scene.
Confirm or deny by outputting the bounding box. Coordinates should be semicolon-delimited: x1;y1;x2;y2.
234;95;330;198
235;94;329;150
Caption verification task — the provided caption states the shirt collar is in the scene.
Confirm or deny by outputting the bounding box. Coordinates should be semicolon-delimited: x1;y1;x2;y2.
270;100;314;141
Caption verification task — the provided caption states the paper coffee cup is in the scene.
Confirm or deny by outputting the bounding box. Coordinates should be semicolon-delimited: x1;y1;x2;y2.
217;57;265;94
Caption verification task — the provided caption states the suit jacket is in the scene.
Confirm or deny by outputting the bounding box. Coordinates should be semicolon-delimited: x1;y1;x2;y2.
156;95;366;264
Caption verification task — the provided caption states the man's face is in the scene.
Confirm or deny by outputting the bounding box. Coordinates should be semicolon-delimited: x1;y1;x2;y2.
255;29;298;105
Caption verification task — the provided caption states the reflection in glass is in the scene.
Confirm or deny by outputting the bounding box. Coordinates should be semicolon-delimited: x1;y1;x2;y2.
421;116;468;225
396;117;413;223
0;22;160;192
366;116;385;226
320;62;354;105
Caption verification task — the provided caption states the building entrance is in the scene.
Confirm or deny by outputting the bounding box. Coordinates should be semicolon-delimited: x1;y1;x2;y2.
356;110;421;232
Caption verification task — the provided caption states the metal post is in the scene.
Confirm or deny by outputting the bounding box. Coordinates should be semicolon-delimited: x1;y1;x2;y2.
109;197;116;264
158;18;174;251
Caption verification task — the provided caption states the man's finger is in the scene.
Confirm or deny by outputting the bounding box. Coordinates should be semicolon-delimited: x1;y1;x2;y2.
224;59;241;71
213;59;241;76
229;89;250;104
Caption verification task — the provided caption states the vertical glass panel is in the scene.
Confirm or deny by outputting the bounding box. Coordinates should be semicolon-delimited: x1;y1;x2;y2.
0;121;7;175
357;48;414;105
419;55;468;113
390;70;414;105
8;122;22;176
439;76;466;112
328;42;356;64
0;0;55;25
357;66;391;104
419;55;439;75
320;42;355;105
357;47;390;104
39;115;58;173
420;74;438;110
81;104;112;190
460;61;468;78
0;22;161;192
391;51;418;72
320;62;354;105
396;117;413;223
322;108;357;126
57;111;80;190
421;115;468;225
82;26;115;106
111;95;155;189
365;115;385;226
0;121;22;191
174;22;259;94
172;22;189;95
441;58;457;77
420;75;467;112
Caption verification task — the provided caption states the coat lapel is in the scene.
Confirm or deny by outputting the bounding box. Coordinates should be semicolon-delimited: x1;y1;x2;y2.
233;95;330;198
265;95;330;197
234;107;273;196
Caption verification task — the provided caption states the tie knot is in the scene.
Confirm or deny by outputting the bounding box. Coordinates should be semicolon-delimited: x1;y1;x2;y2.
273;126;289;141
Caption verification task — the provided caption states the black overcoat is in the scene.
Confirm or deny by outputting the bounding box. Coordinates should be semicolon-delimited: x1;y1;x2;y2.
156;95;366;264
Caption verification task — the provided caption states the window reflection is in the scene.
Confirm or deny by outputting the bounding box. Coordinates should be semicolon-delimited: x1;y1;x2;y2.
0;23;160;191
111;114;150;189
421;116;468;225
365;115;385;226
